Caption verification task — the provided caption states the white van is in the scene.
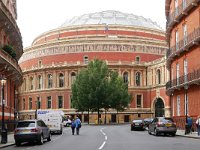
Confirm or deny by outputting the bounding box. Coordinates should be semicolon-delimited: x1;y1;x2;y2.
37;110;63;134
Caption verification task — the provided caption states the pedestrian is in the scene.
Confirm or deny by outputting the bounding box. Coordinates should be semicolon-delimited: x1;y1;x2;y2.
196;115;200;136
187;116;193;134
75;117;81;135
71;119;76;135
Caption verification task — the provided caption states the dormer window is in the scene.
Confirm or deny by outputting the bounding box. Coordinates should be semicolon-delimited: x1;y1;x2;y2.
83;55;89;64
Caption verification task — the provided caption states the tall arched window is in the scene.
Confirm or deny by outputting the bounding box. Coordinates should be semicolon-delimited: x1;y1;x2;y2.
123;72;128;83
157;69;161;84
23;78;26;91
59;73;64;87
71;72;76;84
29;77;33;90
48;74;53;88
38;75;42;89
135;72;141;86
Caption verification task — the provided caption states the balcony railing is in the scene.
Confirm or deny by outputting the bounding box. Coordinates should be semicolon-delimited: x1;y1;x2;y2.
167;26;200;59
166;67;200;91
166;0;199;31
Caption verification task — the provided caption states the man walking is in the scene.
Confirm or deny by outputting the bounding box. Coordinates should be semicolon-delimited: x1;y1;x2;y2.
75;117;81;135
196;115;200;136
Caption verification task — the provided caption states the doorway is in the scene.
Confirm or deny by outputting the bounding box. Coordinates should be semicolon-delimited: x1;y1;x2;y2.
155;98;165;117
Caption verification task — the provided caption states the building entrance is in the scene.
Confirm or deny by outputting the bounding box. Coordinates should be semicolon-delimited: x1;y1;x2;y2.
155;98;165;117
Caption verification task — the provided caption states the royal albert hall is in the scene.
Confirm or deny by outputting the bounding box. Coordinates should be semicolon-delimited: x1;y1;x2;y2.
18;10;170;123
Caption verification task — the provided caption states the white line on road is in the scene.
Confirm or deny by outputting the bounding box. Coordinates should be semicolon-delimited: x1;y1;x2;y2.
99;128;108;150
99;141;106;150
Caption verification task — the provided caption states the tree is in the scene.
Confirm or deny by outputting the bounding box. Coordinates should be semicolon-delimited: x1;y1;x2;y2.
109;71;131;123
71;59;131;124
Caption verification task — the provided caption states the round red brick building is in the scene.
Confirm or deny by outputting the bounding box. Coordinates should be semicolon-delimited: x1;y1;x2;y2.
18;10;169;123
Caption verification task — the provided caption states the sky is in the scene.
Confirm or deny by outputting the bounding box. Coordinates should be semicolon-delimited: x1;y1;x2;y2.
17;0;166;48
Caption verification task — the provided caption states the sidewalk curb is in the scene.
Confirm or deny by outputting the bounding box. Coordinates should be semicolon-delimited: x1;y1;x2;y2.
0;143;15;148
176;134;200;139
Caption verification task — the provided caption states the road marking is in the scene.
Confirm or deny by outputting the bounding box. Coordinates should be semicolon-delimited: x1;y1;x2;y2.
99;141;106;150
99;128;107;150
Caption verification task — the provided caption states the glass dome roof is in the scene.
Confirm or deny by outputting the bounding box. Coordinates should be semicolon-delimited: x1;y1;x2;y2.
61;10;162;30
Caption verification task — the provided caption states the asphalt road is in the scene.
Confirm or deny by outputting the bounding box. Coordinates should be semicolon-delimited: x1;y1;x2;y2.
2;125;200;150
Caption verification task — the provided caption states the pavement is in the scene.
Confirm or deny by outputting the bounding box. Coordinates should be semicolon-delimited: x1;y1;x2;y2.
0;130;200;149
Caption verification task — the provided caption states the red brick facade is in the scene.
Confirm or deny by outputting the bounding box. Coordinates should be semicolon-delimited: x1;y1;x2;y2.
18;11;170;123
165;0;200;129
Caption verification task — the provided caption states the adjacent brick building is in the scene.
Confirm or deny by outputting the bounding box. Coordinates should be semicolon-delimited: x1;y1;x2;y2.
0;0;23;131
165;0;200;129
18;10;169;123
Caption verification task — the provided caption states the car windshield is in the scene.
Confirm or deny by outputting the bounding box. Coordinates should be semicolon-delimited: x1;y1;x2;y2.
133;120;142;123
160;118;174;123
17;121;36;128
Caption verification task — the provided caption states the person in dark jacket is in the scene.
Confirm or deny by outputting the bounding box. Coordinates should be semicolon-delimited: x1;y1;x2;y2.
71;119;76;135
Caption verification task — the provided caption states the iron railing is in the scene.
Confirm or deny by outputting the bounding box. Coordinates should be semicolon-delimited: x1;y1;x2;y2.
167;26;200;59
166;67;200;90
166;0;199;30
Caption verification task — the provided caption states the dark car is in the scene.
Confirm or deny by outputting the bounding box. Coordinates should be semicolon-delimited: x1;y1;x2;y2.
144;118;153;128
148;117;177;136
14;120;51;146
131;119;145;131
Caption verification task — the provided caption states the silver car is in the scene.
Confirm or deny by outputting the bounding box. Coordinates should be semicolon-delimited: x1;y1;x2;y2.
14;120;51;146
148;117;177;136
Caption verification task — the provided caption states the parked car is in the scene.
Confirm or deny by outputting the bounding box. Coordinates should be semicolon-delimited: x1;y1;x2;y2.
63;119;72;127
144;118;153;128
131;119;145;131
148;117;177;136
14;120;51;146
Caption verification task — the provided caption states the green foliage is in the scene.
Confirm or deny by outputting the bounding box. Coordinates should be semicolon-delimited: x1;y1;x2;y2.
2;44;16;59
71;59;131;123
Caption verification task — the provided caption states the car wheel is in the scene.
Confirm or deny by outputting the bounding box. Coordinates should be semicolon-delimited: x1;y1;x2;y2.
15;141;21;146
47;132;51;141
148;129;151;135
154;128;158;136
38;134;44;145
171;133;176;137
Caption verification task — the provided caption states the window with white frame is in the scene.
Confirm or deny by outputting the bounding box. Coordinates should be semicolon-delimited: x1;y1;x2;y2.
59;73;64;87
47;96;52;109
37;97;41;109
175;0;179;16
135;72;141;86
184;93;188;115
183;0;186;9
83;55;89;64
58;96;63;108
184;59;188;82
29;97;32;110
38;75;42;89
176;63;180;85
175;31;179;51
123;72;129;84
177;95;180;116
71;72;76;84
183;24;187;46
47;74;53;88
136;95;142;108
157;69;161;84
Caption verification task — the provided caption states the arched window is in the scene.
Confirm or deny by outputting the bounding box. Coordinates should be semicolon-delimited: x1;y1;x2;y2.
23;78;26;91
157;69;161;84
71;72;76;84
38;75;42;89
135;56;140;64
59;73;64;87
123;72;128;83
29;77;33;90
135;72;141;86
48;74;53;88
83;55;89;64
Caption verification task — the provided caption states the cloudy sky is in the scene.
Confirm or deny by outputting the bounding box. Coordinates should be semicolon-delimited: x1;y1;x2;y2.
17;0;166;48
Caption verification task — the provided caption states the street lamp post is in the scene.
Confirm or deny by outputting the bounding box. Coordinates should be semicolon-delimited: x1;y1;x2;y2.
35;100;38;119
1;79;7;144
